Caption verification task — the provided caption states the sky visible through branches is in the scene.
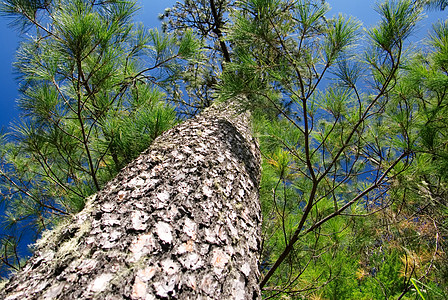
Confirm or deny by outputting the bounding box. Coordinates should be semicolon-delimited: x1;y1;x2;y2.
0;0;444;130
0;0;445;271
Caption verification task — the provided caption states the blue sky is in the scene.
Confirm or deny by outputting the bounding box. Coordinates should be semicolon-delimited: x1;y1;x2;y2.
0;0;445;131
0;0;178;131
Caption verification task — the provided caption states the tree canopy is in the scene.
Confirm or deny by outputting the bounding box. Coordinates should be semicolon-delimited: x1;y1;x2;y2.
0;0;447;298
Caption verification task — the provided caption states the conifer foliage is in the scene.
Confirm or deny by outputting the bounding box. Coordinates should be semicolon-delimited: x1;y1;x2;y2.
0;0;447;298
165;0;447;298
0;0;198;275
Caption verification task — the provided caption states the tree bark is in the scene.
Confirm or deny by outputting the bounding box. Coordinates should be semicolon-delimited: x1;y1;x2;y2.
0;98;262;299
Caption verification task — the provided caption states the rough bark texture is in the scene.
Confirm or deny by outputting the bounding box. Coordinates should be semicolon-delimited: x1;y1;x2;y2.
0;99;262;299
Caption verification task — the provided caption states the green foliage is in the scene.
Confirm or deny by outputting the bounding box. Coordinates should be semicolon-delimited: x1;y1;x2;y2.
217;0;440;297
381;16;448;298
159;0;232;115
0;0;447;297
0;0;199;277
419;0;448;10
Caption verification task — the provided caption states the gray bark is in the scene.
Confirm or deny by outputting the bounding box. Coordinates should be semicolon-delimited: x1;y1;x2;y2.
0;99;262;299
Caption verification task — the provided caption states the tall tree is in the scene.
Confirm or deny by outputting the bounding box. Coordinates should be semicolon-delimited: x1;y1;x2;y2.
0;99;262;299
1;0;447;299
0;0;263;298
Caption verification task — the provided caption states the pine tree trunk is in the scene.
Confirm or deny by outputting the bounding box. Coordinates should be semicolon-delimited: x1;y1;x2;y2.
0;99;262;299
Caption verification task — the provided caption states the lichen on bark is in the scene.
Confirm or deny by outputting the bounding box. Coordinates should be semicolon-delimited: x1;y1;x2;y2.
0;98;262;299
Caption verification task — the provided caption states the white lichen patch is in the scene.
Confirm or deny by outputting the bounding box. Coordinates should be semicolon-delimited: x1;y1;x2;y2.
238;245;246;257
136;266;157;282
139;171;151;179
194;143;208;153
6;289;24;300
88;273;114;292
241;262;251;278
183;218;197;239
155;191;170;209
103;213;121;226
101;202;115;212
192;153;205;163
129;234;155;262
131;211;149;231
161;259;179;276
85;236;96;244
40;250;55;264
181;145;193;154
231;274;246;300
109;230;122;241
131;276;147;300
202;128;215;136
176;240;195;254
155;222;173;244
156;191;170;202
180;252;203;270
134;201;145;209
33;281;49;294
128;177;145;188
66;273;78;283
248;234;258;250
101;239;117;249
211;249;229;274
202;185;213;197
204;228;216;244
77;259;98;274
171;150;185;160
173;171;186;182
153;275;178;298
42;282;65;299
217;154;225;163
